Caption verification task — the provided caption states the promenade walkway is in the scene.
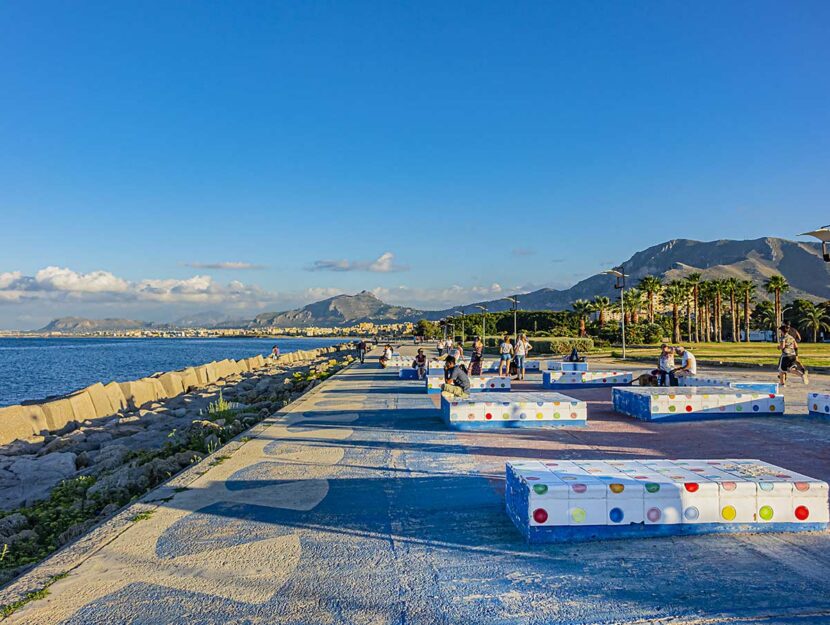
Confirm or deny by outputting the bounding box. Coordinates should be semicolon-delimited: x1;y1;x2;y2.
8;346;830;624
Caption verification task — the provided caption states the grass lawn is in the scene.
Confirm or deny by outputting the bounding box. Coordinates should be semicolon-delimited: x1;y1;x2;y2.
605;342;830;368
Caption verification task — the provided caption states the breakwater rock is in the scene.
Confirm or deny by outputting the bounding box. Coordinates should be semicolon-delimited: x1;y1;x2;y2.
0;344;356;584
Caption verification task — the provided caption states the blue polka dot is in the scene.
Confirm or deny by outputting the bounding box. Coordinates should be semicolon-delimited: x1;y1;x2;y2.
752;405;760;412
609;507;624;523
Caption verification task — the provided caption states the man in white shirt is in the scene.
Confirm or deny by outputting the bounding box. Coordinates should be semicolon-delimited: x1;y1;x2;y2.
673;345;697;378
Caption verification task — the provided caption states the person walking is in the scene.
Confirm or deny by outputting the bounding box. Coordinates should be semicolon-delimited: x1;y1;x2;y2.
514;334;533;380
356;339;367;364
498;336;514;377
778;325;808;385
437;338;445;357
441;355;471;397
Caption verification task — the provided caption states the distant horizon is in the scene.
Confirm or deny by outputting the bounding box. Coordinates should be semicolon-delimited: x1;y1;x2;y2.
2;2;829;329
4;234;827;332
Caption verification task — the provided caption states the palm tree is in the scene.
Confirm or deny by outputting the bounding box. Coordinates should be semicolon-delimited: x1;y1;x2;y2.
661;281;687;343
698;281;713;342
571;299;592;337
623;288;643;325
724;277;739;342
639;276;663;323
764;275;790;329
710;280;725;342
738;280;756;343
798;303;830;342
683;280;693;340
591;296;612;329
753;300;778;338
686;273;702;342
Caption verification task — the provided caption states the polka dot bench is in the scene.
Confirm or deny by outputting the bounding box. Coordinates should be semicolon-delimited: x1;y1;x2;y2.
612;387;784;422
383;355;408;369
678;376;779;394
808;393;830;419
440;391;587;430
543;370;632;389
426;375;511;394
506;458;829;543
482;359;543;372
544;360;589;372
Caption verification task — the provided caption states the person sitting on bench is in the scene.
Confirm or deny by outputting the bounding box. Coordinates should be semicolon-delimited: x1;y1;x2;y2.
441;355;471;398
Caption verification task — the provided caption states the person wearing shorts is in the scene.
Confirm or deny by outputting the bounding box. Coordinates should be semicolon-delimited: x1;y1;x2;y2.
498;337;513;377
514;334;532;380
778;325;808;385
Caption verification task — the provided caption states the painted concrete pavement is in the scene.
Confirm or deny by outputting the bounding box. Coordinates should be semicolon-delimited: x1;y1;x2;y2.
9;347;830;624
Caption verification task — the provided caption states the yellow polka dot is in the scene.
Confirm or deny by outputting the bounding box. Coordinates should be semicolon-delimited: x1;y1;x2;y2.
721;505;737;521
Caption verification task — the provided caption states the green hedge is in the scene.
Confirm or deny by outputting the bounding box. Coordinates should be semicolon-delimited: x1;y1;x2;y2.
484;336;593;354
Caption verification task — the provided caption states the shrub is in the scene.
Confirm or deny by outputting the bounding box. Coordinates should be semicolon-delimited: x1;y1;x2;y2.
526;337;594;354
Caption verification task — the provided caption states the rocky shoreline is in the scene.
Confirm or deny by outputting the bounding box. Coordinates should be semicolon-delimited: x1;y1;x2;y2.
0;344;356;587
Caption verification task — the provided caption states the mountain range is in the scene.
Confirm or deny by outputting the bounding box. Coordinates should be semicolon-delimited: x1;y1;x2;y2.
36;237;830;332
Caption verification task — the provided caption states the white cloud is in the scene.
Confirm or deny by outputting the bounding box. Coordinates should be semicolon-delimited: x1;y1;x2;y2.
307;251;408;273
184;261;266;270
369;282;516;309
0;266;272;307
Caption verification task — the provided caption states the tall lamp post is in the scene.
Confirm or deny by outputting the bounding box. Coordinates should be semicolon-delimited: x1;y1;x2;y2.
603;266;627;360
503;296;519;343
474;305;488;350
453;310;466;344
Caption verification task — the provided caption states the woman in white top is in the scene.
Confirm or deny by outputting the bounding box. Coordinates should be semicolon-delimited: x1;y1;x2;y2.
657;344;674;386
452;342;464;364
498;337;514;377
514;334;532;380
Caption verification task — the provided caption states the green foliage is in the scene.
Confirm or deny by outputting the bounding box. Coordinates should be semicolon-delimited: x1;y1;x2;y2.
526;337;594;354
129;510;155;523
413;319;441;339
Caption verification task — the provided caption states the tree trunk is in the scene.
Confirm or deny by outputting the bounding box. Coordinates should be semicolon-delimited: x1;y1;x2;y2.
743;292;750;343
648;295;654;323
693;288;699;342
579;318;586;337
715;294;722;342
673;304;680;343
730;293;737;342
686;297;692;340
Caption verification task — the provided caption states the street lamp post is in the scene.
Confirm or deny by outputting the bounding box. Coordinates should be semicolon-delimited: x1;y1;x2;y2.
603;266;627;360
474;305;488;350
453;310;466;344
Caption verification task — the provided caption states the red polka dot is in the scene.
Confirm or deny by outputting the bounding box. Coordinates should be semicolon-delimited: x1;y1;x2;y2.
795;505;810;521
485;413;493;420
533;508;548;523
684;483;699;493
685;405;693;412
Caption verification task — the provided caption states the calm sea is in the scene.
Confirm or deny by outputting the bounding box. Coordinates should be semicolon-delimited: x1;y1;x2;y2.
0;337;350;407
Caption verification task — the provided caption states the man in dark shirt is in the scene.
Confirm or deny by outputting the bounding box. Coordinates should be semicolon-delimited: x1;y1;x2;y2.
441;355;470;397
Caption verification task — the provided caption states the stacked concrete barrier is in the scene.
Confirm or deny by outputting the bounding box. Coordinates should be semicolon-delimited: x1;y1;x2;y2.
0;344;351;444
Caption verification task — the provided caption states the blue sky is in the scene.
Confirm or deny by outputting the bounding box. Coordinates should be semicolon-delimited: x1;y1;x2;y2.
1;1;829;329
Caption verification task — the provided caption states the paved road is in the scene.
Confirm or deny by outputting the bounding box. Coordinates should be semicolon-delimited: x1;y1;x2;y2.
10;347;830;624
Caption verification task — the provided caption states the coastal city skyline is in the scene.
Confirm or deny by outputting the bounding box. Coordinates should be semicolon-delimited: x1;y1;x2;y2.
2;2;829;328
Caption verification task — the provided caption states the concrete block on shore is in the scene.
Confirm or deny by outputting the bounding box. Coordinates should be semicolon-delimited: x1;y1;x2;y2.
255;354;265;367
40;397;77;431
204;362;220;384
156;372;185;398
68;390;97;423
0;405;49;444
236;359;250;373
104;381;128;411
178;367;200;391
119;380;157;409
84;382;116;419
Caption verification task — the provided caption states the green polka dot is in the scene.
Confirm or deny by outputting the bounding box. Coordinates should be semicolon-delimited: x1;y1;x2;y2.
736;406;743;412
645;483;661;493
553;412;561;419
533;484;548;495
668;405;676;412
759;505;774;520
